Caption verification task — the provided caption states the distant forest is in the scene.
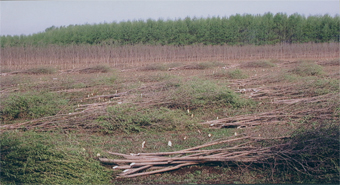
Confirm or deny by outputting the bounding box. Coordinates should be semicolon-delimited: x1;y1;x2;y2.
1;12;339;47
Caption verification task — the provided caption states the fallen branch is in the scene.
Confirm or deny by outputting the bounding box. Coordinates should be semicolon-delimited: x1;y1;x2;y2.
101;135;290;178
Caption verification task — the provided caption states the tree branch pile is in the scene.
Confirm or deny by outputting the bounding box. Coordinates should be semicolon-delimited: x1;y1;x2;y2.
99;135;290;178
101;124;339;181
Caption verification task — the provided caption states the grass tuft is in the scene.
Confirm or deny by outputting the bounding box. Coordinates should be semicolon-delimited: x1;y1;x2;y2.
241;60;276;68
79;65;111;73
97;105;198;134
214;69;248;79
167;78;254;110
0;92;69;123
187;61;225;70
0;131;112;184
141;63;169;71
290;61;324;76
319;58;339;66
23;67;56;74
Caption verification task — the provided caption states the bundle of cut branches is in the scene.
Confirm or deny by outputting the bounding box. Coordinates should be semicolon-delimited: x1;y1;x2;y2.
101;125;339;180
100;135;289;178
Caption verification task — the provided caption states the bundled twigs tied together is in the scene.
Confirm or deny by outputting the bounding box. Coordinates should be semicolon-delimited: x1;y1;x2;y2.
100;135;290;178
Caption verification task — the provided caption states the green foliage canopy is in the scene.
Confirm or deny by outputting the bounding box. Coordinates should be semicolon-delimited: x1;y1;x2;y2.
1;13;339;47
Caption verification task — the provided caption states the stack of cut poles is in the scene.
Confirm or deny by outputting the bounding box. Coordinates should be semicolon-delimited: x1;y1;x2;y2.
99;135;288;178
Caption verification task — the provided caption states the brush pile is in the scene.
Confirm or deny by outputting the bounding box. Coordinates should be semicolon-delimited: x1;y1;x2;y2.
100;135;290;178
100;123;339;180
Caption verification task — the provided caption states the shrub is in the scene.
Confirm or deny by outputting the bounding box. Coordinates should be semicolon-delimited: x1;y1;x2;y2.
139;73;173;82
97;105;197;133
290;62;324;76
186;61;224;70
0;68;12;73
241;60;276;68
214;69;248;79
0;92;69;122
79;65;111;73
167;78;253;110
0;131;112;184
141;63;168;71
23;67;56;74
319;58;339;66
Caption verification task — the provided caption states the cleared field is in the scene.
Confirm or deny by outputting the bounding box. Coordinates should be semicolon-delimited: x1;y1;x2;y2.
0;44;339;184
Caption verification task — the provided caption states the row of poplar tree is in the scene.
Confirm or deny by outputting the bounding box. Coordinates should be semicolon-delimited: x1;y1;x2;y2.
1;12;339;47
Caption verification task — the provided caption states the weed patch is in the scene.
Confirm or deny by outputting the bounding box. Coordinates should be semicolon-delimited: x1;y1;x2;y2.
214;69;248;79
139;73;173;82
241;60;276;68
0;68;12;73
141;63;169;71
23;67;56;74
97;105;197;134
167;78;254;110
186;61;225;70
319;58;339;66
0;131;112;184
78;65;111;73
0;92;69;123
305;78;339;95
290;62;324;76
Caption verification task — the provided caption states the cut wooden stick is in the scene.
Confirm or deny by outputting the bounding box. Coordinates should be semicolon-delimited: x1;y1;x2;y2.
100;135;299;178
179;136;251;152
118;165;152;176
117;162;199;178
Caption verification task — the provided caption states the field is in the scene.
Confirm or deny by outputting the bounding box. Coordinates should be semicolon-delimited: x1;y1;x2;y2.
1;43;339;184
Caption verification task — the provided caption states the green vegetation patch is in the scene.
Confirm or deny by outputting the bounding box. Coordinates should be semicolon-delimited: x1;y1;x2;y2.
214;69;248;79
292;78;340;97
2;13;339;47
78;65;111;74
97;105;197;134
290;61;324;76
141;63;169;71
319;58;339;66
241;60;276;68
186;61;225;70
139;73;174;82
23;67;56;75
0;92;69;123
168;78;254;110
0;131;112;184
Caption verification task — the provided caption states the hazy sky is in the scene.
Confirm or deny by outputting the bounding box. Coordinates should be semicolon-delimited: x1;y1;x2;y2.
1;0;339;36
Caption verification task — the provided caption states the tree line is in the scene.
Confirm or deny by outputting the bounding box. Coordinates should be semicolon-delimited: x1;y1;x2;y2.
1;12;339;47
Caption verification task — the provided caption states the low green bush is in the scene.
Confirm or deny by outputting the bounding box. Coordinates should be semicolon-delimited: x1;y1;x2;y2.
139;73;173;82
291;62;324;76
241;60;276;68
214;69;248;79
23;67;56;74
97;105;197;134
0;92;69;122
0;131;112;184
141;63;168;71
168;78;254;110
319;58;339;66
187;61;224;70
79;65;111;73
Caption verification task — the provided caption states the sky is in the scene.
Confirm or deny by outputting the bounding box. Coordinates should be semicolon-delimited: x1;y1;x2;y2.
1;0;339;36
